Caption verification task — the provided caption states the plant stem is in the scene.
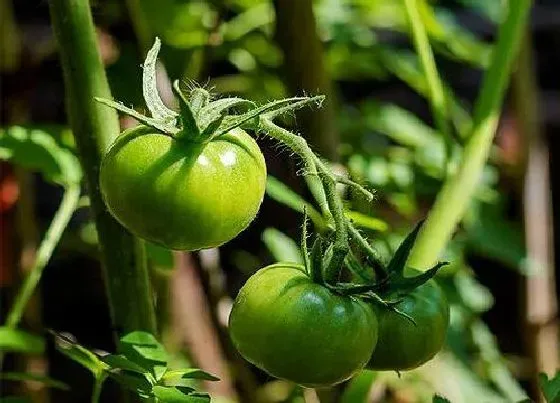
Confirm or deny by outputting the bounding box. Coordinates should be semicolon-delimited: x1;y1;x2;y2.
261;118;349;280
91;374;106;403
48;0;157;334
5;185;80;328
403;0;451;152
408;0;533;270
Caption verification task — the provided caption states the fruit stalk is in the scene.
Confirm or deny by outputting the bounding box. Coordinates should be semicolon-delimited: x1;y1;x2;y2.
48;0;157;335
407;0;533;269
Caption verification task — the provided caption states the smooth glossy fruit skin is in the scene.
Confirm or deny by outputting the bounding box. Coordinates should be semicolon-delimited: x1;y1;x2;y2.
367;277;449;371
229;263;378;387
100;126;266;251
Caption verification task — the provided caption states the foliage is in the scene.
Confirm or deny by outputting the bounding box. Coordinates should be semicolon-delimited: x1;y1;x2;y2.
52;331;217;402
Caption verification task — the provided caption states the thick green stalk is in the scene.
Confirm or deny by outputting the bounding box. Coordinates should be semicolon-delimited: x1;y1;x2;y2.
48;0;157;334
5;185;80;328
408;0;533;269
403;0;451;146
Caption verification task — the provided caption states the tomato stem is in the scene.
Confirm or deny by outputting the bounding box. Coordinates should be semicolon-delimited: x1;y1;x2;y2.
407;0;533;270
260;118;349;282
49;0;157;337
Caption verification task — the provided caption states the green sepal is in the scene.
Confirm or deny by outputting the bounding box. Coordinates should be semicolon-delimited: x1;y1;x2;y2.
142;37;177;123
94;97;178;135
172;80;200;139
386;220;424;275
198;97;254;134
189;88;210;117
389;261;449;296
310;235;324;284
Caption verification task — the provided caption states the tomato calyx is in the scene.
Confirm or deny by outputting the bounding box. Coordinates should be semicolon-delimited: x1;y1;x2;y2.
95;38;324;147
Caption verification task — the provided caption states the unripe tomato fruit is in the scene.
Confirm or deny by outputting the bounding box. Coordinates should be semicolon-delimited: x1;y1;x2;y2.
229;263;378;387
367;276;449;371
100;126;266;251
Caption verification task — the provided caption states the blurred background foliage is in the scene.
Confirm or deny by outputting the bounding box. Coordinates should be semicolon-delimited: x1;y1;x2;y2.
1;0;559;402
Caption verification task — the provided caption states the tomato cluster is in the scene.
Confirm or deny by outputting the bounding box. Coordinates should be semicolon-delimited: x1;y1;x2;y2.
98;39;451;389
229;264;449;387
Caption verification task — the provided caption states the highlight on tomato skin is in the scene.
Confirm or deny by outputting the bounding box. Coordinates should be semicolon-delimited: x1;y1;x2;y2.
228;263;379;388
99;125;267;251
366;276;450;371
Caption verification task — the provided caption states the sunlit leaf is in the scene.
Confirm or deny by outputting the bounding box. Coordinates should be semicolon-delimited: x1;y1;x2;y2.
153;386;210;403
539;371;560;403
0;126;82;186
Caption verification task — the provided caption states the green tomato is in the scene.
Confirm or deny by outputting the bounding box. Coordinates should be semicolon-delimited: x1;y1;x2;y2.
367;277;449;371
228;263;378;387
100;126;266;251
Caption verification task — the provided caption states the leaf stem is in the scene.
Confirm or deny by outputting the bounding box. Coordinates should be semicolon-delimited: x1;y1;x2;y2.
48;0;157;334
91;373;107;403
408;0;533;269
5;185;81;328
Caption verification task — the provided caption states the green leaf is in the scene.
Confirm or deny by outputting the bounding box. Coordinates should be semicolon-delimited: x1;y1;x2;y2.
262;228;303;264
142;37;178;123
108;370;153;398
119;331;168;380
162;369;219;382
0;372;69;390
432;395;452;403
0;328;45;354
0;126;82;186
539;371;560;403
101;354;149;374
153;386;210;403
265;176;325;230
51;331;107;374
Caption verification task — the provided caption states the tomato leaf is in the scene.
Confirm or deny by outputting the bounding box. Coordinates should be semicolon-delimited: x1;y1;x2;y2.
162;369;219;382
539;371;560;403
108;370;154;398
152;386;210;403
0;372;69;390
101;354;149;375
0;327;45;354
0;126;82;186
119;331;168;380
262;228;303;265
51;331;107;375
432;395;452;403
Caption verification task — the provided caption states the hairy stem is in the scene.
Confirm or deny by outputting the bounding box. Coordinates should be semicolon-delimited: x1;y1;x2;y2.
49;0;157;334
261;118;348;279
5;185;80;328
408;0;532;269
